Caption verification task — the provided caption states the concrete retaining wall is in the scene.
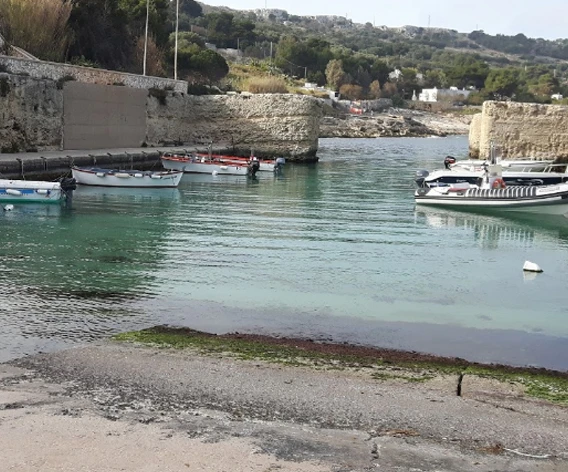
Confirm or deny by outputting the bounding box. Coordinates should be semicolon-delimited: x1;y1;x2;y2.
63;82;147;150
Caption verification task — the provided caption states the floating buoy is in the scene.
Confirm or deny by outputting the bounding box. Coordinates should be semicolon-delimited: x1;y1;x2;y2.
3;204;14;211
523;261;543;273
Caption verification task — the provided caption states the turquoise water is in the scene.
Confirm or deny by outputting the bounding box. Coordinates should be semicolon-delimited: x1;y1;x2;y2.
2;136;568;369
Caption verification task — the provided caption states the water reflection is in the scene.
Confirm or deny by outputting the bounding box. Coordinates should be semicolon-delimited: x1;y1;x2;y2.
0;187;182;361
416;207;568;249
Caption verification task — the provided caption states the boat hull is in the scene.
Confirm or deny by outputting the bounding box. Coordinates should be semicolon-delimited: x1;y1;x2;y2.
415;184;568;215
0;179;64;203
194;153;283;172
72;167;183;188
161;156;249;176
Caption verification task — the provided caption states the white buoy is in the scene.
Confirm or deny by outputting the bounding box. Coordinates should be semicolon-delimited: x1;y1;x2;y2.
523;261;543;273
3;204;14;211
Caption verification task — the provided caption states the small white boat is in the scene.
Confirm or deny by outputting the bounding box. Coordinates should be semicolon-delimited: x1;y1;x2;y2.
161;153;253;176
0;179;74;203
72;167;183;188
415;164;568;215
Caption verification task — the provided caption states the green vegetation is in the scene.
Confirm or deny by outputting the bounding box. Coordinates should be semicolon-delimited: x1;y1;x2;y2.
0;0;71;61
114;326;568;405
1;1;567;103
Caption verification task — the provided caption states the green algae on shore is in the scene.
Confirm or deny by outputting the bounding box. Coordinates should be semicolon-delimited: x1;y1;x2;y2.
113;325;568;405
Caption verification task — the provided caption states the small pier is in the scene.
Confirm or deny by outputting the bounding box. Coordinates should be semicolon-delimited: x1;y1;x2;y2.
0;146;228;180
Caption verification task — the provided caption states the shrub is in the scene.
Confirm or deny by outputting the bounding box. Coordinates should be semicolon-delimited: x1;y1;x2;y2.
0;0;71;61
245;77;288;94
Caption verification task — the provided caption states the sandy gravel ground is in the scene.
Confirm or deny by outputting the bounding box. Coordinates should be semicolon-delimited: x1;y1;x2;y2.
1;341;567;472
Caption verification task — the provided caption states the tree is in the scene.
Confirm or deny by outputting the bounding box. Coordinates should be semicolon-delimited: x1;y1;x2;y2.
325;59;347;91
67;0;132;69
484;68;519;99
339;84;363;100
119;0;170;46
178;0;202;18
445;55;489;89
368;80;381;99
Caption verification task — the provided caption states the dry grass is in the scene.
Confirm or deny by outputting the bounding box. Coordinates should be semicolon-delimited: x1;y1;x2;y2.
245;76;289;94
0;0;71;61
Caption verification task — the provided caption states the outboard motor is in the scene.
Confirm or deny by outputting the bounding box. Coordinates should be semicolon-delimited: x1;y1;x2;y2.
444;156;457;169
59;177;77;191
415;169;430;188
248;157;260;177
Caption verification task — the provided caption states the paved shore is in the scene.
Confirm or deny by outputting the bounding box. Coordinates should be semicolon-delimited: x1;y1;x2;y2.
1;340;567;472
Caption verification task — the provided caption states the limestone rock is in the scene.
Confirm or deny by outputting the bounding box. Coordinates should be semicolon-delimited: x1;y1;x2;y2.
470;100;568;159
146;93;322;161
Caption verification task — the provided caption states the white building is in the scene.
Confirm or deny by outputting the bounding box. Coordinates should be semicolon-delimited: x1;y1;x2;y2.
418;86;472;102
389;69;403;81
552;93;564;100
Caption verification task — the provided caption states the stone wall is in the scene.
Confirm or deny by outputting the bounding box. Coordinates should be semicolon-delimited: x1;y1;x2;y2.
146;93;322;159
0;73;63;152
468;113;482;158
0;55;186;93
0;73;322;159
469;100;568;159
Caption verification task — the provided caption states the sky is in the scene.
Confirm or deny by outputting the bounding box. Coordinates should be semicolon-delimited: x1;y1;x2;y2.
200;0;567;40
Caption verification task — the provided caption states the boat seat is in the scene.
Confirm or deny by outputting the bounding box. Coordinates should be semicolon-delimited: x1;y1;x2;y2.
466;187;538;199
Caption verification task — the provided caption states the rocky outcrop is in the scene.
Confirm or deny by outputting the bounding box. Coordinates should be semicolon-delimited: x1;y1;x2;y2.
319;111;471;138
469;101;568;159
147;93;322;160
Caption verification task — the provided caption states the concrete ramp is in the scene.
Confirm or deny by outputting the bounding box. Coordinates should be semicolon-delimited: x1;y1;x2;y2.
63;82;146;150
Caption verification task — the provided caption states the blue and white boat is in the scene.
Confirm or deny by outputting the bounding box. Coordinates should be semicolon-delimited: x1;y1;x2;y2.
0;179;74;203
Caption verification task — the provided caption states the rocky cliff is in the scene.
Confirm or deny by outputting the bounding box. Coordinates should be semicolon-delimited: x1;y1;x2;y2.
469;100;568;159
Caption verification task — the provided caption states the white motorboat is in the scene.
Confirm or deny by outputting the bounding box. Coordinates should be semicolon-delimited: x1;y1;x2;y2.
415;164;568;214
71;167;183;188
161;153;255;176
0;178;75;203
416;156;567;188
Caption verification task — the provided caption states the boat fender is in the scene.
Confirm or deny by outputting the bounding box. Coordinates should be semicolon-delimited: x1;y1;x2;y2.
6;188;22;196
492;178;506;189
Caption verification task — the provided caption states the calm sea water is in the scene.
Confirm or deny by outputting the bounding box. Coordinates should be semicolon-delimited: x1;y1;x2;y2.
2;136;568;370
